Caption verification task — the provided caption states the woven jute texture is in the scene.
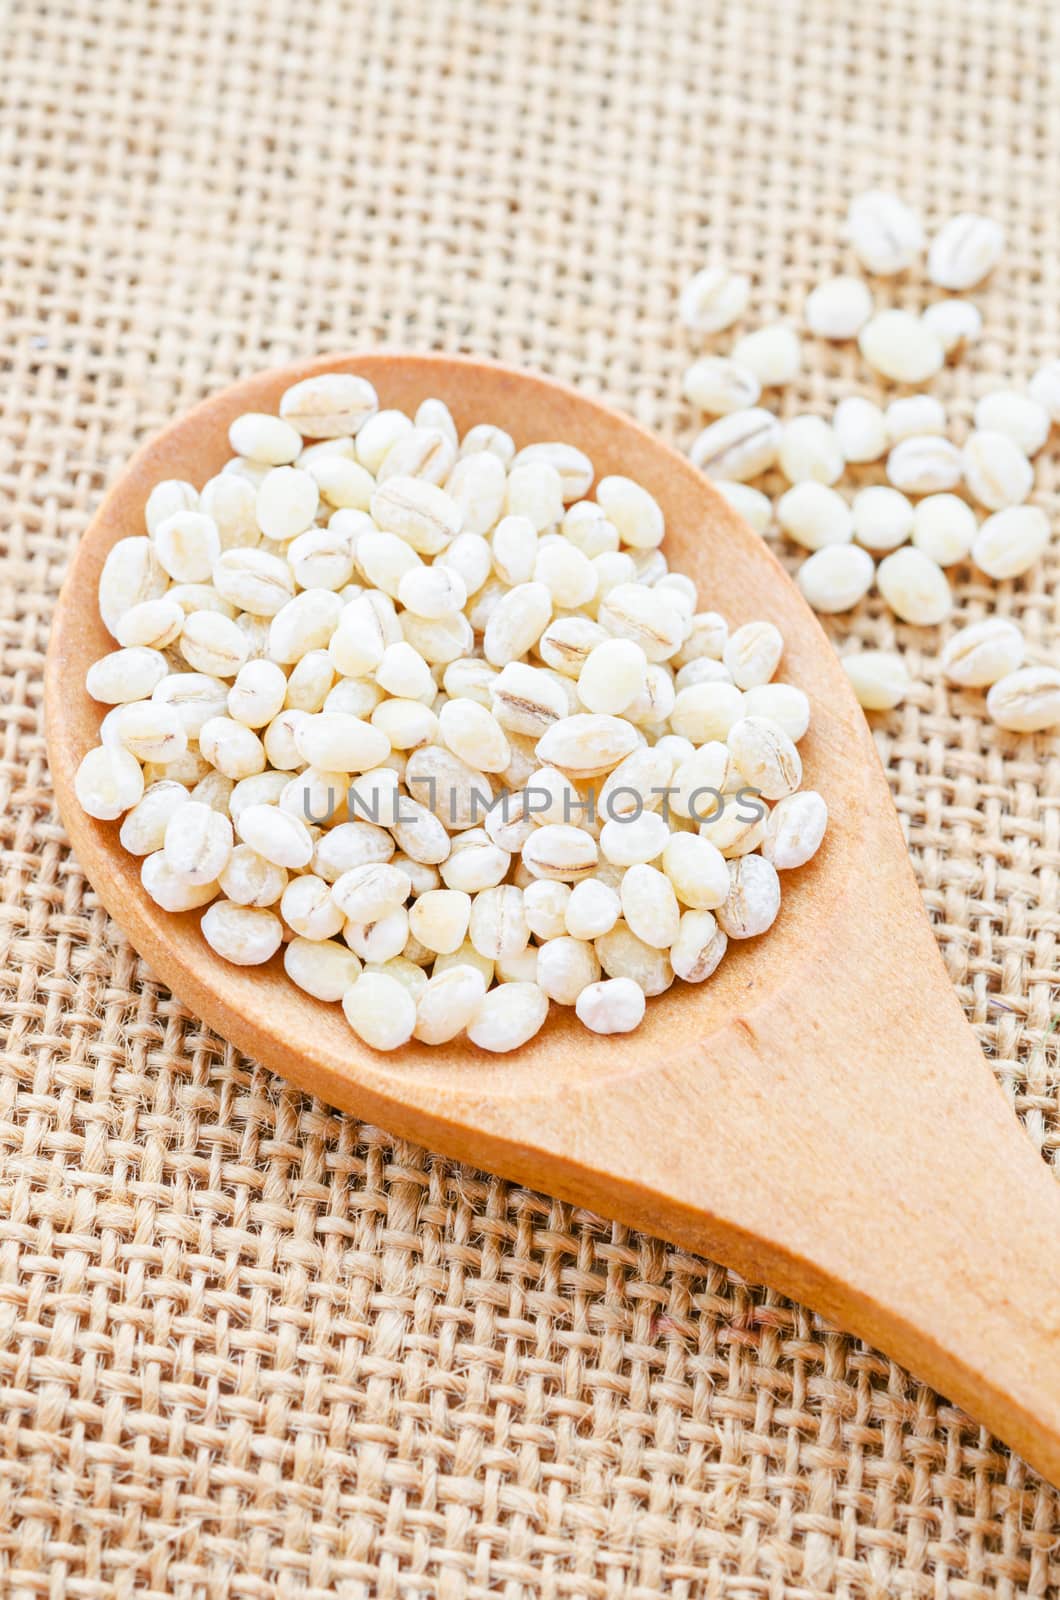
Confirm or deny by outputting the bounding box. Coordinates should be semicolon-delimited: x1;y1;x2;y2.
2;0;1060;1594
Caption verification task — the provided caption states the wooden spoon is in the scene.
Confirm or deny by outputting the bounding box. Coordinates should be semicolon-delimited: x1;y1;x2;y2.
45;352;1060;1487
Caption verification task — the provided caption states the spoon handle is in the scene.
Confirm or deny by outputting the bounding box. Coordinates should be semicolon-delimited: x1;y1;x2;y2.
559;921;1060;1487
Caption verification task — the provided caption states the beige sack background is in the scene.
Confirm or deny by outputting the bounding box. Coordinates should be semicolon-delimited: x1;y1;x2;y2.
2;0;1059;1594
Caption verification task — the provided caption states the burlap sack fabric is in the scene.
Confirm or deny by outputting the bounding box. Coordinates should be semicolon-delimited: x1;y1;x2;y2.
2;0;1059;1593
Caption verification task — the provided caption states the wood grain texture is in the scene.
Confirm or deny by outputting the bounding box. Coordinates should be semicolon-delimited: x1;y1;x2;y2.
45;352;1060;1487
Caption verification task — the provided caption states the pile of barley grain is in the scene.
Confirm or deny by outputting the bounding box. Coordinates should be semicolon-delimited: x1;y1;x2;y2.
680;191;1060;730
77;374;824;1052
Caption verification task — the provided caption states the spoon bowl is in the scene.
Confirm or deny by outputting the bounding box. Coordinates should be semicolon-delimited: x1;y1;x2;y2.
45;352;1060;1486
